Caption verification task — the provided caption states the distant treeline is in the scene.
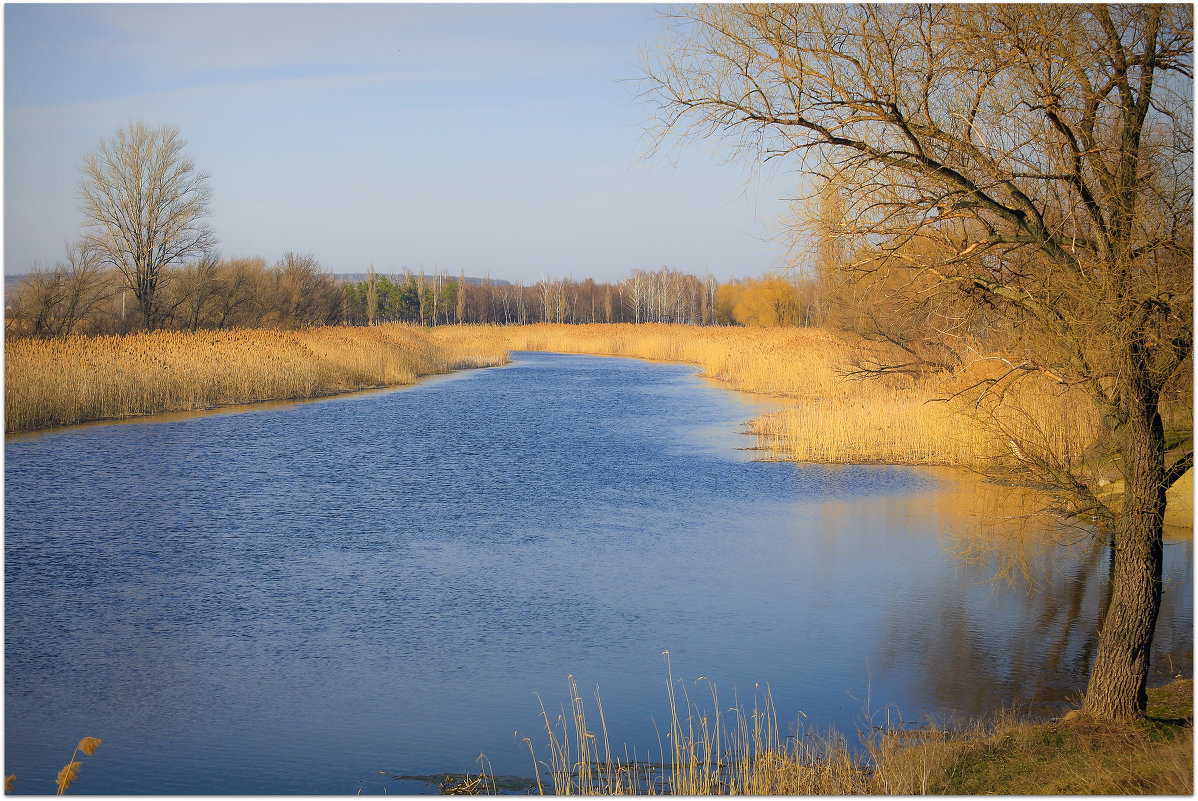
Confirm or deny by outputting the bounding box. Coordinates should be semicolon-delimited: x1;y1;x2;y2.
4;246;825;336
6;250;343;336
345;267;728;326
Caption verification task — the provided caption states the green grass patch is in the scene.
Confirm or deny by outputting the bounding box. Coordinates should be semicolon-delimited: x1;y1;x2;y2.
1146;678;1194;725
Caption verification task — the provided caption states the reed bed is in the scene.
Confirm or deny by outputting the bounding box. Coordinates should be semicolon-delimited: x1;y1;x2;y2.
4;324;508;432
496;323;856;399
517;669;1192;796
480;323;1098;469
7;322;1098;472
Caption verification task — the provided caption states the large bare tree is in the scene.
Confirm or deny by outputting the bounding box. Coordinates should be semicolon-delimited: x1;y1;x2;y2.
78;121;216;329
646;4;1193;720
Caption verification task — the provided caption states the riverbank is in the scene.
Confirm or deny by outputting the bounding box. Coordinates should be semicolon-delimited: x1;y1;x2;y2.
6;323;1190;527
3;324;509;432
904;677;1193;794
1;323;1013;459
494;323;1004;464
490;676;1192;795
485;324;1190;526
0;324;1102;465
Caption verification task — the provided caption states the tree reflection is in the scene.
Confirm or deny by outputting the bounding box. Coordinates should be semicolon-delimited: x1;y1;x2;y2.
872;474;1192;721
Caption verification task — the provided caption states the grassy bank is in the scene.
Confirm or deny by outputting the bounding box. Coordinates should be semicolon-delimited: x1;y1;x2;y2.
4;324;508;432
498;675;1192;795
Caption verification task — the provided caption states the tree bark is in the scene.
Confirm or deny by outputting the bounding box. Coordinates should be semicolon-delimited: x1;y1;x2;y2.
138;291;156;331
1082;366;1166;719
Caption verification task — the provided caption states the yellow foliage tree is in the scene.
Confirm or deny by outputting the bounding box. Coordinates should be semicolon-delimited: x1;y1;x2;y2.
715;276;806;327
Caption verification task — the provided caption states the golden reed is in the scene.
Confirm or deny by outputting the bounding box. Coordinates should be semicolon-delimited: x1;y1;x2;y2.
57;736;101;795
479;323;1099;469
4;324;508;433
6;322;1096;472
520;670;1191;796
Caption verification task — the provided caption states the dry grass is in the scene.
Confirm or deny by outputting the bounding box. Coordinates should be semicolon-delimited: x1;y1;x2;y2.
4;324;508;432
54;737;102;795
519;663;875;795
4;735;103;795
513;670;1192;796
495;323;857;399
872;680;1194;795
1166;467;1194;528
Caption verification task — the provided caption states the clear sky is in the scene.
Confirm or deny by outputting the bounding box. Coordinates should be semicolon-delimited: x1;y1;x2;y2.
4;3;797;283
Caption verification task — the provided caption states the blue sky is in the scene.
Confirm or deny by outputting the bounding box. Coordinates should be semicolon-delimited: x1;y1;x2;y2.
4;3;796;282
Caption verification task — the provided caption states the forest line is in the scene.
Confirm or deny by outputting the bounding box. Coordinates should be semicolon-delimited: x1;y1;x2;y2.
5;254;818;336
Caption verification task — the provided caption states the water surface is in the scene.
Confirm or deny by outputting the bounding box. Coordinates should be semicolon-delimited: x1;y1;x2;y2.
5;352;1192;794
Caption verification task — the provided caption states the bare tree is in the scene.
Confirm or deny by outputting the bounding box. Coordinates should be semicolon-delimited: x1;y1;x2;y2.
646;4;1192;720
273;252;340;327
78;121;216;329
417;270;427;325
433;269;442;325
480;272;492;324
499;281;513;324
169;251;222;332
211;257;267;329
8;241;116;336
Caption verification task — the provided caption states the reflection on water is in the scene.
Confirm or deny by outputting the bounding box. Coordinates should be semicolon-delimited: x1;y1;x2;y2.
4;352;1192;794
877;483;1190;719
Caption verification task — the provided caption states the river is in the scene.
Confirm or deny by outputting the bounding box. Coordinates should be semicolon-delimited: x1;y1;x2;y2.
4;351;1192;794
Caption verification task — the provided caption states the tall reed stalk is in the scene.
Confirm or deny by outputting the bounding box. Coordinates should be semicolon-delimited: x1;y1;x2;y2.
55;737;101;795
523;656;878;795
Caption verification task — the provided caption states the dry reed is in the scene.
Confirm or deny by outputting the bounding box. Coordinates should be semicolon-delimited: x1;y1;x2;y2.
521;657;879;795
54;737;101;795
6;322;1100;473
5;324;508;432
517;668;1192;796
480;323;1099;469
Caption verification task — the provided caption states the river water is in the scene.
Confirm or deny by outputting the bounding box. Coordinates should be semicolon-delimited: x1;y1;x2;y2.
5;351;1192;794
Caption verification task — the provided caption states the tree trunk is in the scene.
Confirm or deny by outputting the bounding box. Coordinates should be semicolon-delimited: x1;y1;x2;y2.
1082;377;1167;720
138;291;156;331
